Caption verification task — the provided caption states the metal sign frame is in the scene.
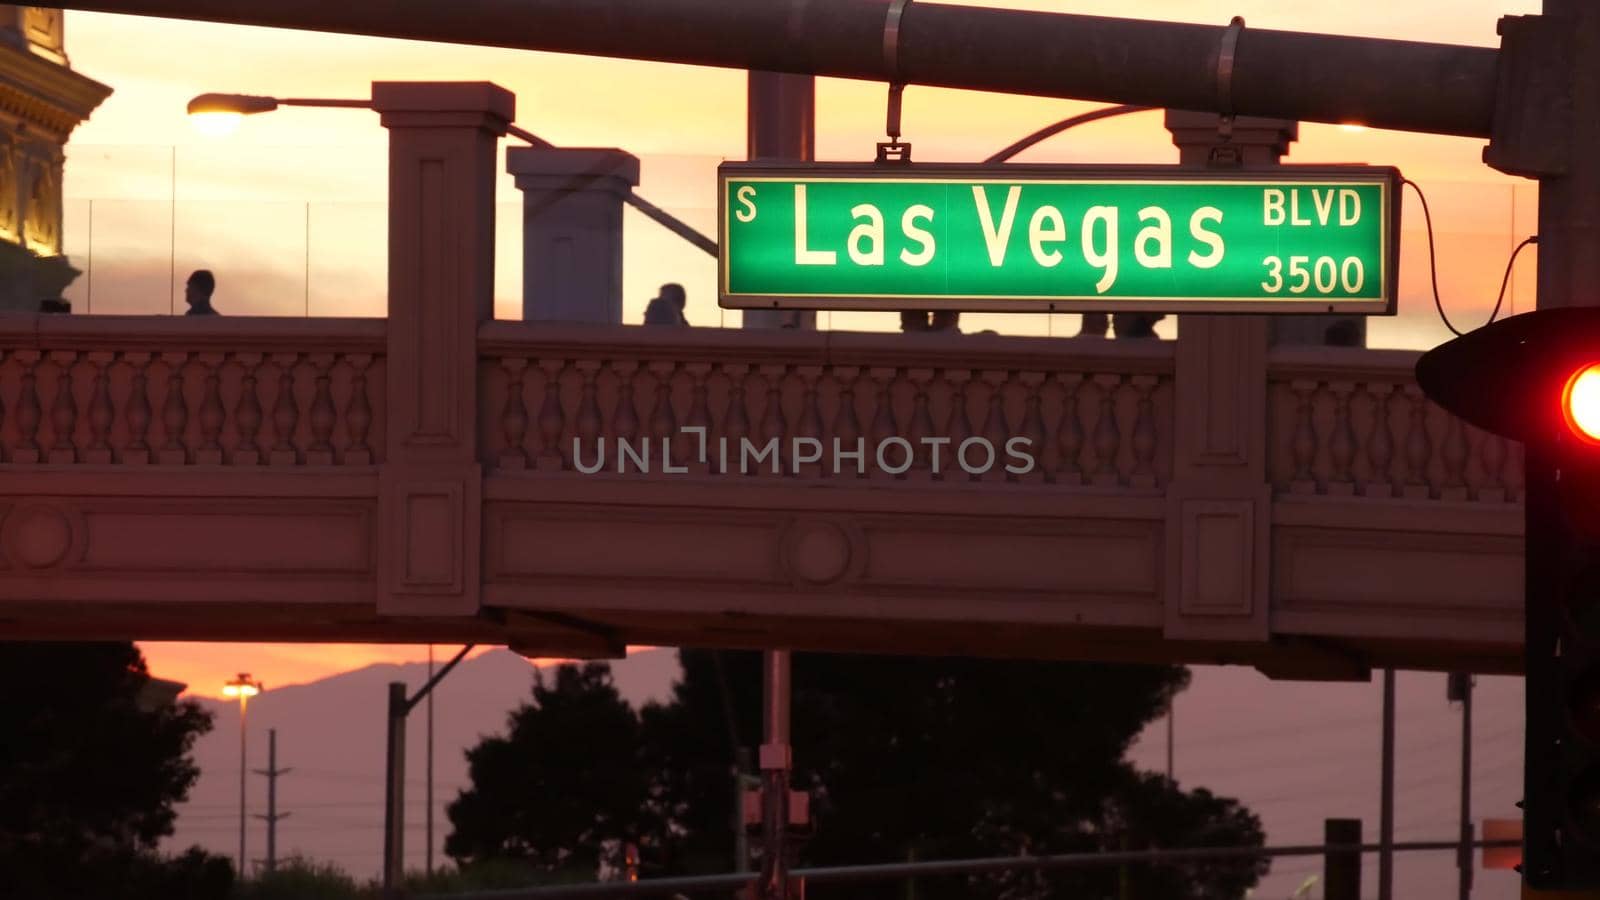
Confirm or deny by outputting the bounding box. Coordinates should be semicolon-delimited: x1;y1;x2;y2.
717;161;1402;315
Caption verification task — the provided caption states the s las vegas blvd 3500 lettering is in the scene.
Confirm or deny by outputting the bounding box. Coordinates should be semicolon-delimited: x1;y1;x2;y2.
718;164;1399;315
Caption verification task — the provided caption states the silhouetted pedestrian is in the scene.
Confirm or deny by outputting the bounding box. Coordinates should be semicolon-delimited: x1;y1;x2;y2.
1113;312;1163;339
184;270;218;316
644;282;688;326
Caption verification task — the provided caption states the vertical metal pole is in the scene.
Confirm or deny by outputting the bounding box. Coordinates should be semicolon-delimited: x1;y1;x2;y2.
1165;701;1174;782
265;729;278;874
238;692;248;880
734;746;752;873
744;67;814;331
169;145;176;315
426;645;435;878
383;681;408;896
1379;668;1396;900
1458;674;1474;900
1323;818;1362;900
759;650;792;900
85;199;92;313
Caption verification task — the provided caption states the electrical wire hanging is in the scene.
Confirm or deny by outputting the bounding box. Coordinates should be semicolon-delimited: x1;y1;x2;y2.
1404;177;1538;338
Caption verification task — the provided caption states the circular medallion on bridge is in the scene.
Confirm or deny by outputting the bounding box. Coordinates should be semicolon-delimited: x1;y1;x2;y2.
2;503;74;569
780;518;860;586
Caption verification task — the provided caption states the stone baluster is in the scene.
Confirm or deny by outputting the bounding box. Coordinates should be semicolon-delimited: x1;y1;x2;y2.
269;353;300;466
1401;385;1432;499
907;368;936;481
1016;372;1048;484
344;354;374;466
941;370;974;484
1363;383;1395;498
681;362;713;475
1289;379;1319;494
159;352;190;465
195;353;227;465
720;364;752;475
233;353;264;466
1090;373;1122;488
305;354;337;465
1478;428;1507;503
122;352;152;465
1053;372;1085;485
1326;381;1357;496
1440;411;1470;502
980;371;1014;483
758;365;788;476
610;361;641;461
12;351;40;463
648;361;680;473
795;366;825;479
47;350;78;464
85;352;115;464
535;360;569;471
868;367;901;481
1130;374;1159;489
498;357;530;470
608;358;640;470
573;361;603;472
830;366;863;479
1505;439;1525;502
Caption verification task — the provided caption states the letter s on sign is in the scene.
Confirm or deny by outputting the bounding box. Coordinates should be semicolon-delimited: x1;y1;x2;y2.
735;185;757;223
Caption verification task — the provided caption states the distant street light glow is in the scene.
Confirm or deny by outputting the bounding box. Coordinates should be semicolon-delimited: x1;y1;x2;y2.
1564;363;1600;444
190;111;243;137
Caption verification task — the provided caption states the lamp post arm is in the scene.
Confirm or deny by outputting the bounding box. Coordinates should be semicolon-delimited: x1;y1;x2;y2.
507;124;718;258
403;643;475;713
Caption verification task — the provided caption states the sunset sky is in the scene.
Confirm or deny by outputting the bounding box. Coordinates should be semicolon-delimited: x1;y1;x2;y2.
50;1;1540;693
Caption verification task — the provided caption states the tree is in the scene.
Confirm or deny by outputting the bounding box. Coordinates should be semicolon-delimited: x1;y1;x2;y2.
451;652;1267;898
0;641;225;899
446;662;647;875
641;652;1266;899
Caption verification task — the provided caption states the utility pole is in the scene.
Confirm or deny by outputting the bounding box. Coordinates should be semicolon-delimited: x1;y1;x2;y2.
1379;668;1395;900
252;728;291;875
384;646;474;898
757;650;794;900
1448;672;1474;900
426;645;435;878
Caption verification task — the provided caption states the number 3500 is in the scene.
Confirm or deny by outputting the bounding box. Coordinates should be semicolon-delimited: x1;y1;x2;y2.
1261;255;1365;294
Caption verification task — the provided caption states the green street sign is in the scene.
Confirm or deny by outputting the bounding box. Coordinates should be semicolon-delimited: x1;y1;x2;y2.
718;163;1400;315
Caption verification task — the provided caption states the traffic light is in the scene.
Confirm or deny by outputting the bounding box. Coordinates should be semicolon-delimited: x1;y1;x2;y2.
1417;308;1600;890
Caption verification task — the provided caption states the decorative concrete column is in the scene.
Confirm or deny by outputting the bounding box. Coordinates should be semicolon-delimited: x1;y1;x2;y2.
1162;111;1286;648
507;147;639;323
373;81;511;617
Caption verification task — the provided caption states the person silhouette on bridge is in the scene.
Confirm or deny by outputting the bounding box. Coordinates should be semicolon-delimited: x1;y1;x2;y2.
184;269;219;316
644;282;689;326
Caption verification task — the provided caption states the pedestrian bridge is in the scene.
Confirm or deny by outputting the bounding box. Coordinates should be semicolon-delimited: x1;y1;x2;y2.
0;312;1522;678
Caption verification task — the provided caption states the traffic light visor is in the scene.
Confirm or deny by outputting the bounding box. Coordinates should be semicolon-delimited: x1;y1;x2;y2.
1565;363;1600;445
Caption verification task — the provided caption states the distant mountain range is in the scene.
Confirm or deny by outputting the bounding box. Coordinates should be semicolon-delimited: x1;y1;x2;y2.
166;650;1523;899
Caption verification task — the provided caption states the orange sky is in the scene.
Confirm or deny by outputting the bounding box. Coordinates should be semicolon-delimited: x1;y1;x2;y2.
53;1;1541;692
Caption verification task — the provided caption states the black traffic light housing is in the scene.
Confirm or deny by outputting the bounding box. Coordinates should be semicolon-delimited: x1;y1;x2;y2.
1418;308;1600;890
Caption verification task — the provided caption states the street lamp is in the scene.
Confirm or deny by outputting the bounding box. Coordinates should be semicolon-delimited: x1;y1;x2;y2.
186;92;371;137
184;88;720;258
222;673;263;879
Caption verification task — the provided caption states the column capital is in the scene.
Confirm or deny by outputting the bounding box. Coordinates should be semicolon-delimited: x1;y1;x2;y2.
371;81;514;133
506;147;641;196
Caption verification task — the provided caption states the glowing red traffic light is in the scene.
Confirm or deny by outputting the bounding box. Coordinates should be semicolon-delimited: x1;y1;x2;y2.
1564;363;1600;444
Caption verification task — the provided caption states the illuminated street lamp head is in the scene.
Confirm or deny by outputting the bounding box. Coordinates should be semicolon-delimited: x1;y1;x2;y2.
221;673;262;699
186;93;279;137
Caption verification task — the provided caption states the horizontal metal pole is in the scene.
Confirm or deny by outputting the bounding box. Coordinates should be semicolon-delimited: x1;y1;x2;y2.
414;838;1521;900
40;0;1498;137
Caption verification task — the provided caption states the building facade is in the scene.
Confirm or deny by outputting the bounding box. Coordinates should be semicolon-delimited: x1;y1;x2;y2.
0;7;108;311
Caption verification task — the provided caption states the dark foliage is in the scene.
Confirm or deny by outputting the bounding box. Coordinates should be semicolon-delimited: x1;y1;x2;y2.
0;641;227;899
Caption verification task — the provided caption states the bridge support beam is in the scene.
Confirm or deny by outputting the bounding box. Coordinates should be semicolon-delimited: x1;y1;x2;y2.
373;81;511;616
